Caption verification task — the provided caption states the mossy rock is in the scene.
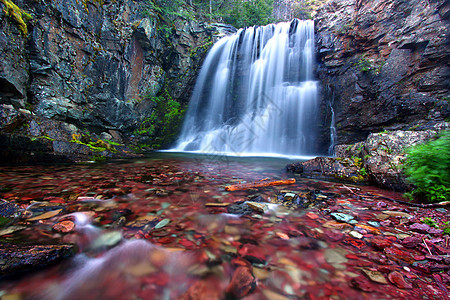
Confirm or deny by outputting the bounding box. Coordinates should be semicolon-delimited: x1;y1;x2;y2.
1;0;32;36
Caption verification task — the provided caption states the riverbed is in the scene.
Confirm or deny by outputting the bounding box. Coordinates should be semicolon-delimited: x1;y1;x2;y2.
0;153;448;299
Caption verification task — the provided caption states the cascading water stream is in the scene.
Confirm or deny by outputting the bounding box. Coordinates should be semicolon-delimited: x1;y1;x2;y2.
172;19;319;157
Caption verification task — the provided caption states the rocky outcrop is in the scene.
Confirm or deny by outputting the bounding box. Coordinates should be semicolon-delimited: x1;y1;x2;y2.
0;0;227;162
288;122;449;191
0;243;76;276
315;0;449;146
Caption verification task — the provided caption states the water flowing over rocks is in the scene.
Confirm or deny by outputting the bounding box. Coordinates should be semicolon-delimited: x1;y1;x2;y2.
174;19;322;156
0;156;448;298
0;0;227;163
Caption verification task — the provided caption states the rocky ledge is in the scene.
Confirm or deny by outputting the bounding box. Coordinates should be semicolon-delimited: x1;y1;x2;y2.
288;122;449;192
0;0;232;163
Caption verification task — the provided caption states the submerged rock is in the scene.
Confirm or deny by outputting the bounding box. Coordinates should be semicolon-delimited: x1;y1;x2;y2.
226;266;256;298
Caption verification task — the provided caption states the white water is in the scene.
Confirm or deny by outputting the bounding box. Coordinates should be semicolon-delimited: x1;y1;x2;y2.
173;19;319;157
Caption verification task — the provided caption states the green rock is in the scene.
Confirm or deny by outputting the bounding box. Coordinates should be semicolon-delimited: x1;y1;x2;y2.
331;213;354;223
90;231;122;249
154;218;170;229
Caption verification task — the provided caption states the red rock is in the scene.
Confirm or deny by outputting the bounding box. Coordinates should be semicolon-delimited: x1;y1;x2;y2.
342;238;366;249
402;236;421;249
346;254;359;260
325;230;344;241
377;265;401;273
231;258;251;268
297;237;319;250
238;244;267;264
369;236;393;250
179;280;221;300
52;220;75;233
306;212;319;220
179;238;196;249
387;271;412;289
409;223;442;234
349;276;375;292
226;266;256;298
384;247;415;264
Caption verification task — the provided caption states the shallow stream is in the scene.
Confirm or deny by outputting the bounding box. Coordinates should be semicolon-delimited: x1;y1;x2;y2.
0;153;448;299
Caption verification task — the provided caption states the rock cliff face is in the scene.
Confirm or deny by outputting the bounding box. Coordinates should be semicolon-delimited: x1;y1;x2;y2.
315;0;449;146
0;0;230;162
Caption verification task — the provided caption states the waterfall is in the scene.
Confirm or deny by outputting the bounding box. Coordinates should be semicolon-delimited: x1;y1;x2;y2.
172;19;318;157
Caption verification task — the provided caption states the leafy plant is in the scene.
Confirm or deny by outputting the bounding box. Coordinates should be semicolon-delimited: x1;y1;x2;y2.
355;56;373;73
444;221;450;235
421;218;450;235
422;217;439;228
359;167;367;177
403;131;450;203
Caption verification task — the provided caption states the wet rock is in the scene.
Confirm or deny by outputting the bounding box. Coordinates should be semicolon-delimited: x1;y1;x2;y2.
226;266;256;298
325;229;344;241
52;220;75;233
287;157;367;184
324;248;348;265
355;224;381;235
296;237;320;250
180;280;221;300
349;231;363;239
247;201;268;213
0;200;20;219
90;231;122;250
154;218;170;229
361;269;388;284
331;212;354;223
369;236;393;250
27;209;63;221
388;271;413;289
350;276;375;292
238;244;267;264
227;203;253;215
409;223;443;234
126;215;158;229
401;236;421;248
0;243;75;276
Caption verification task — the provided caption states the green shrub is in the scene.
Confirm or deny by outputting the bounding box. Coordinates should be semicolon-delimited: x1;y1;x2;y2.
404;131;450;203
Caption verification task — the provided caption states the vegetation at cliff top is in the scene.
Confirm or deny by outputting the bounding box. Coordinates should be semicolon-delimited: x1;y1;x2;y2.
149;0;275;28
404;131;450;203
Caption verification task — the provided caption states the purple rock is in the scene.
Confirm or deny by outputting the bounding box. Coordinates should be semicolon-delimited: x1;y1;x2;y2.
428;227;444;235
409;223;432;233
377;201;387;208
401;236;421;248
